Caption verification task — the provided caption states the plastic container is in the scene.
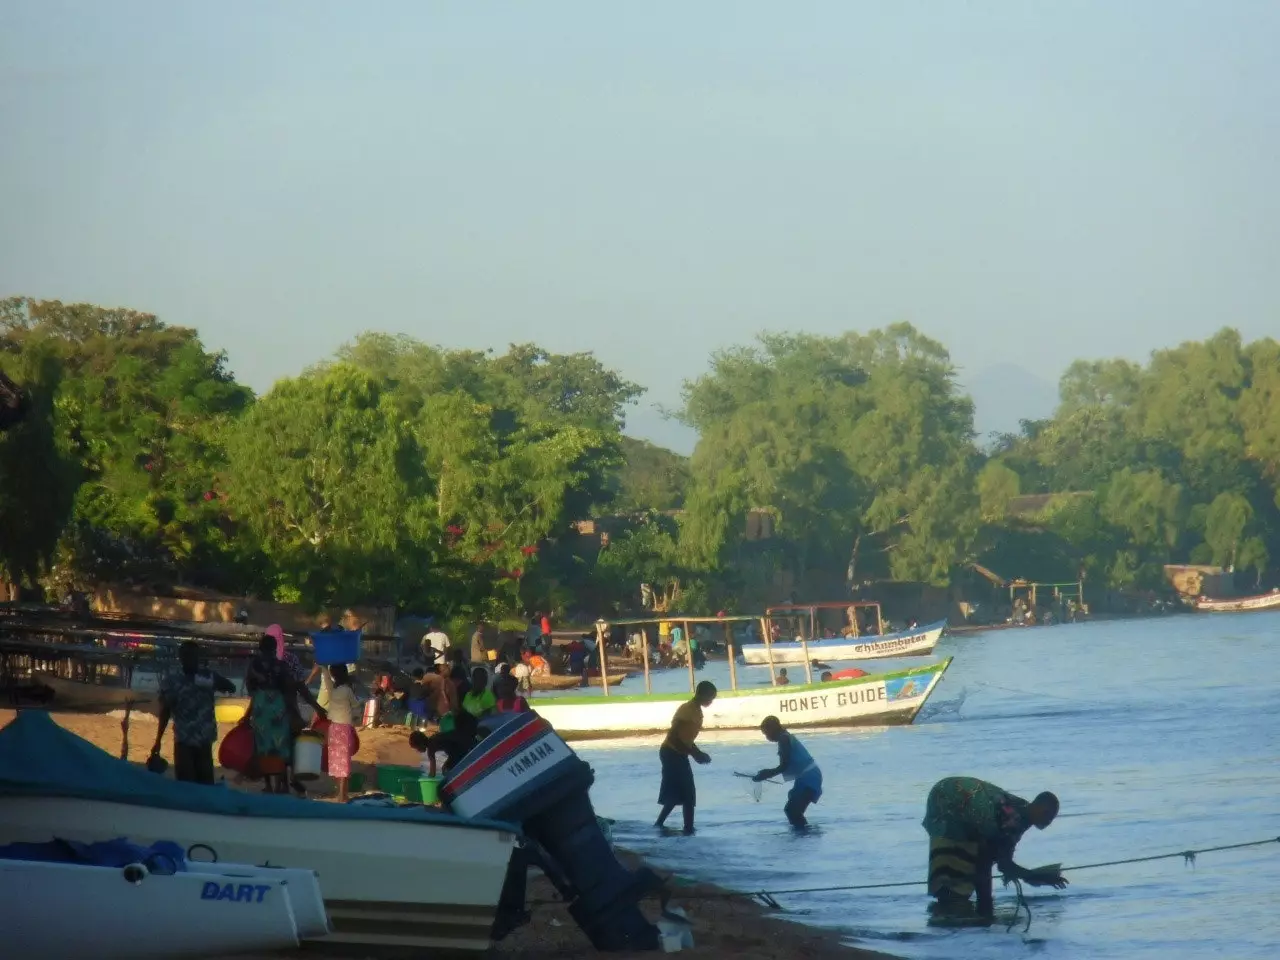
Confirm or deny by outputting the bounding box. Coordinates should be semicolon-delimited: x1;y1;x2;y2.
375;764;420;798
292;730;325;780
311;630;362;666
214;700;247;724
418;776;441;805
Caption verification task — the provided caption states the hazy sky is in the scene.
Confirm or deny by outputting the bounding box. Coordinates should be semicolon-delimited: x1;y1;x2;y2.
2;2;1277;452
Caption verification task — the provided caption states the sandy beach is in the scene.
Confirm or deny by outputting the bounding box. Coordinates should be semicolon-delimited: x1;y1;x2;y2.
0;708;900;960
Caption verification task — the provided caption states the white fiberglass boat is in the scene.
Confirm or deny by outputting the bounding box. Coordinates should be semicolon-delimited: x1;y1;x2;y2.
0;712;521;953
1;855;327;959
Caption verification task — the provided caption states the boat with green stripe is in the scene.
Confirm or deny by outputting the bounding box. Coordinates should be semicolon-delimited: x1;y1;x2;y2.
531;616;952;740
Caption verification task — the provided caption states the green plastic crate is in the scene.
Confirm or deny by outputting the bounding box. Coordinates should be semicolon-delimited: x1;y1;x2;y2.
375;765;420;799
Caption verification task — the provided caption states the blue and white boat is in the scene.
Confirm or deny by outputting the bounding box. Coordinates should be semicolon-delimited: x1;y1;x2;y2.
738;619;947;665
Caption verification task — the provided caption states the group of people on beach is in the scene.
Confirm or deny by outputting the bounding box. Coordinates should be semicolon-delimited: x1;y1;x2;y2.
151;621;1067;927
656;681;1067;924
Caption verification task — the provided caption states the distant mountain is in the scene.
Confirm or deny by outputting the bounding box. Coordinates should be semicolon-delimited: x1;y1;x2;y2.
961;363;1060;444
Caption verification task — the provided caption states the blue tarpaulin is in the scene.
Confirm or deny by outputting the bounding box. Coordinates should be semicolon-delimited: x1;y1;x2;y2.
0;838;187;873
0;711;515;831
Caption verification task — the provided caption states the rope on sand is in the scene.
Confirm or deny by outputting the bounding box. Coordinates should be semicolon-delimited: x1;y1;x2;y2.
647;835;1280;910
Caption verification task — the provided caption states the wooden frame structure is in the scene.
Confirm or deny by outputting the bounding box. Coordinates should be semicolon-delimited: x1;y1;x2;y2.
765;601;885;641
595;613;807;693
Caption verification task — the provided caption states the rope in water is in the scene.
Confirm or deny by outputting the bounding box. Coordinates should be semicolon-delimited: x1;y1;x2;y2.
651;835;1280;908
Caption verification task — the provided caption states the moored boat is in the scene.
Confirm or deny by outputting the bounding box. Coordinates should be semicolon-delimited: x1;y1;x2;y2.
1;852;328;959
531;659;952;740
1185;590;1280;613
0;711;522;953
738;619;946;665
530;671;627;691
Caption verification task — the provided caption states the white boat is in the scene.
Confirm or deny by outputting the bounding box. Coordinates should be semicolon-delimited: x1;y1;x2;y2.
738;619;946;665
1186;590;1280;613
0;712;521;953
531;659;952;740
1;855;327;959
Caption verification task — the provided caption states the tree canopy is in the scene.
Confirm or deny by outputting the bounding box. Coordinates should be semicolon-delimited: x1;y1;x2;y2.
1;295;1276;616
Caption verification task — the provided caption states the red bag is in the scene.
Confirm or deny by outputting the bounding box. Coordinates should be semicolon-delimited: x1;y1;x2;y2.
218;723;256;774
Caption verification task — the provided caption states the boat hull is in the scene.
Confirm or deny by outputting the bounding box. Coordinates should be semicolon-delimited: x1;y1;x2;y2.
530;672;626;691
0;796;517;952
531;659;951;740
2;858;323;960
739;620;946;665
1187;591;1280;613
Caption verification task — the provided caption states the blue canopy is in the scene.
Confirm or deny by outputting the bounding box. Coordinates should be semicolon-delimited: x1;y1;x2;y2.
0;711;514;832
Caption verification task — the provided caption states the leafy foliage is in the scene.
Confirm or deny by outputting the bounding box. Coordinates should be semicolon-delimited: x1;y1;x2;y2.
680;323;980;586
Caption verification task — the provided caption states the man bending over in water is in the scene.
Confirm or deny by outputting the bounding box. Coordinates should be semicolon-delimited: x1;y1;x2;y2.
923;776;1066;922
753;716;822;829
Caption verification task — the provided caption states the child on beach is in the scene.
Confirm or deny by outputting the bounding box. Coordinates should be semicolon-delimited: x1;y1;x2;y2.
324;664;360;802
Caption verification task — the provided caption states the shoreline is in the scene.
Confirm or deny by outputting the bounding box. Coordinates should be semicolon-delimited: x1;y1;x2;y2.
0;708;903;960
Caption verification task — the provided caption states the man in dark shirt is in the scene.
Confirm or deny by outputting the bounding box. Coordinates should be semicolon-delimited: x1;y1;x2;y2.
923;776;1066;922
409;709;481;776
151;641;236;785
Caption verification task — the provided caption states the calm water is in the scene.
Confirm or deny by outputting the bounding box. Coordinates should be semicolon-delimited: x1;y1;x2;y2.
568;613;1280;959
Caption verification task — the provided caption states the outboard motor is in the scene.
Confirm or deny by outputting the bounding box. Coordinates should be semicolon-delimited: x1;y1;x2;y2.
442;712;662;951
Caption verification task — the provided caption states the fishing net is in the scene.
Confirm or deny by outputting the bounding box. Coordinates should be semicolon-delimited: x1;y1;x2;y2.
735;772;765;802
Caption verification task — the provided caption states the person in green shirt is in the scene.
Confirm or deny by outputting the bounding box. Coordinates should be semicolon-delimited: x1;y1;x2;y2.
923;776;1066;922
461;666;496;718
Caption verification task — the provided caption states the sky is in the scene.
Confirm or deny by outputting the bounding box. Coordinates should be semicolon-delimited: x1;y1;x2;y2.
2;2;1278;452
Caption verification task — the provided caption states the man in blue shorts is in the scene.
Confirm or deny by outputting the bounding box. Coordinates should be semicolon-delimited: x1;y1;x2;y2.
753;715;822;828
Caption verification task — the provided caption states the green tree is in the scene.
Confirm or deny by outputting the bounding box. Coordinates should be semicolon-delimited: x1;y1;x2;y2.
681;323;980;588
607;437;690;513
224;365;437;609
0;297;254;590
0;342;81;587
978;461;1021;523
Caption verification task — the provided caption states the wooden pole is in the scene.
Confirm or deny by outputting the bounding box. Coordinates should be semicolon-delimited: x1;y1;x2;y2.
683;620;695;693
641;625;652;694
596;622;610;698
876;604;884;635
762;616;778;686
726;622;738;692
798;632;814;685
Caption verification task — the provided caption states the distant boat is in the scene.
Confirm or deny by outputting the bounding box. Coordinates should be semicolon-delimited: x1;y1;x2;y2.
530;671;627;691
738;619;946;665
1185;590;1280;613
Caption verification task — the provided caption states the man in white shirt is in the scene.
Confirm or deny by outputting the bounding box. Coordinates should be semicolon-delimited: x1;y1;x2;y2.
422;623;450;663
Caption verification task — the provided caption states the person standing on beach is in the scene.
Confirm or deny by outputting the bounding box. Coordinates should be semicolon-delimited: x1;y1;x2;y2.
469;620;489;666
923;776;1066;922
324;664;360;802
422;620;450;664
152;641;236;785
656;680;717;835
246;635;326;794
753;716;823;829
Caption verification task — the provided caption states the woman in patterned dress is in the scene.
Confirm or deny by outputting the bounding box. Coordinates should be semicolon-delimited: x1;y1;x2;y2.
247;634;326;794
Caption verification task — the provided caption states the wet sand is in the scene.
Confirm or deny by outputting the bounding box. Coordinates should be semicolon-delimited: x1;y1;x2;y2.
0;708;900;960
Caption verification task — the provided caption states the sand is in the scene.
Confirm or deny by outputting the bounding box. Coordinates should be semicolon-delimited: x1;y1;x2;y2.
0;708;901;960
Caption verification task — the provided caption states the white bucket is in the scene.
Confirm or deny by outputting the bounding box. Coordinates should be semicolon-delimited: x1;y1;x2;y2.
292;731;325;780
657;911;694;951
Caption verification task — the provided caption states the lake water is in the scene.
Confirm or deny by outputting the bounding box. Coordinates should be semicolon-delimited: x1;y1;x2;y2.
569;613;1280;959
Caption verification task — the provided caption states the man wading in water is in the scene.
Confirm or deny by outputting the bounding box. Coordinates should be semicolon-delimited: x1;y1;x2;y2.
923;776;1067;923
753;716;822;829
656;680;717;835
